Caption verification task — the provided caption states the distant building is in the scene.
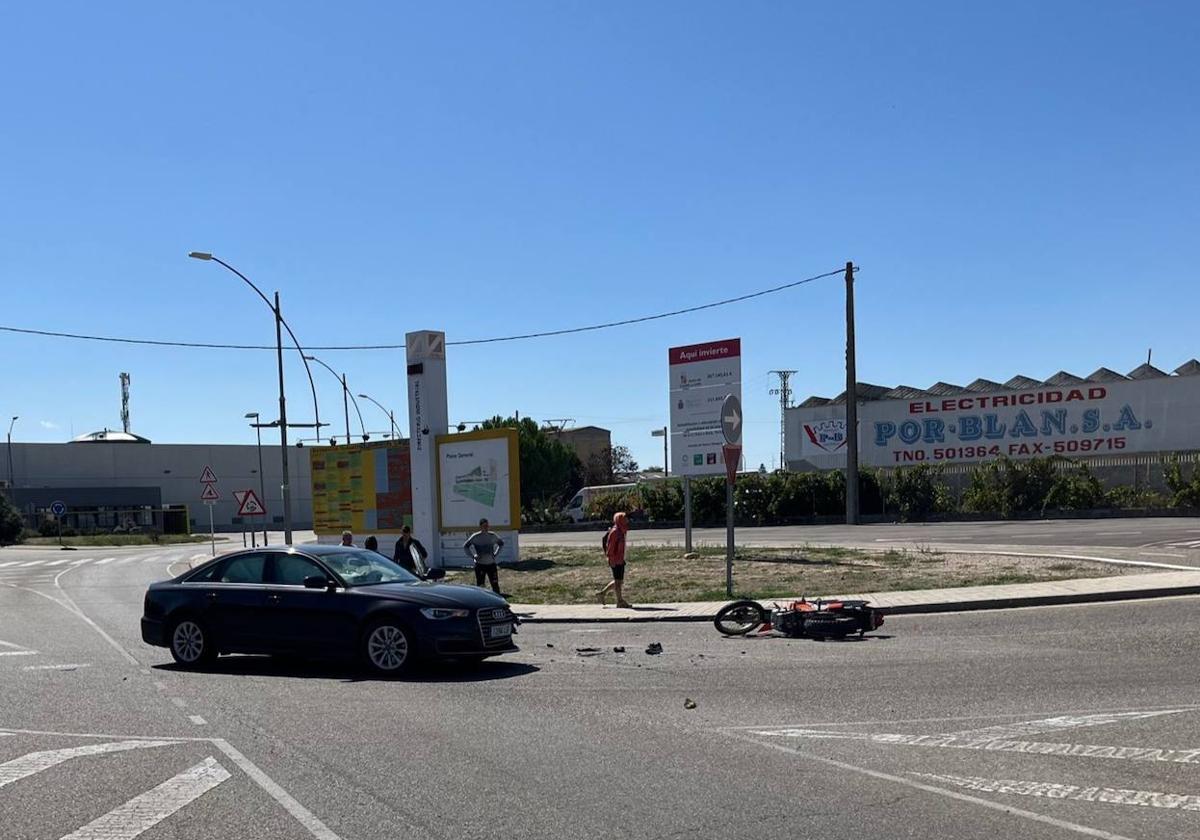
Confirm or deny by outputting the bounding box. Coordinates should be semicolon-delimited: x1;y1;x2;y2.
546;425;611;467
6;440;313;532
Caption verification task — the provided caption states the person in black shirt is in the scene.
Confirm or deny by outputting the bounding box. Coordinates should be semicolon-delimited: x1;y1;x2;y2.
393;525;428;575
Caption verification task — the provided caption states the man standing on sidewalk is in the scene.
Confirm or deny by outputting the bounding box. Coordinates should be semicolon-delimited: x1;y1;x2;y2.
464;518;504;594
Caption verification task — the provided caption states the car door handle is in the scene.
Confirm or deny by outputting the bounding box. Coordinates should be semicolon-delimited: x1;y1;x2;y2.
267;594;281;603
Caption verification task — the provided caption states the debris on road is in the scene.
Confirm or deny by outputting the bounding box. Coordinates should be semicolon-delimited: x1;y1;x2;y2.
613;646;626;653
645;642;663;655
575;647;603;657
684;698;697;709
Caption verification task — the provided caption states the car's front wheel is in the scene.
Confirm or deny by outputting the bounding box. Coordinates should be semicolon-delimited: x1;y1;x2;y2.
362;620;413;675
169;617;216;668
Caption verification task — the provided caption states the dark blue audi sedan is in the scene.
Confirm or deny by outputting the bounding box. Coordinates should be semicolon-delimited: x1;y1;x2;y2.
141;544;517;675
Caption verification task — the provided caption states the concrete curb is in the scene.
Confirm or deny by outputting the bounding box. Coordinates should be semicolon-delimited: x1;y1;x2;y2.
512;580;1200;623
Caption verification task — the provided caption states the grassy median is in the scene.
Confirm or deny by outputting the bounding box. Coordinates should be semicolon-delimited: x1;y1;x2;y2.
441;545;1144;604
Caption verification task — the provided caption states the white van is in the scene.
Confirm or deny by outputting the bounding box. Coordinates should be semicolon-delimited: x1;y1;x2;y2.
562;484;639;523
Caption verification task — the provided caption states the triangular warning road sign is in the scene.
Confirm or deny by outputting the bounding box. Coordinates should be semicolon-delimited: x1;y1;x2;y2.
237;489;266;516
200;483;220;501
233;490;247;506
199;465;218;484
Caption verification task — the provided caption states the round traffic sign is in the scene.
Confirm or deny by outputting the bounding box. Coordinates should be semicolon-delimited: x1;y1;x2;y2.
50;500;66;516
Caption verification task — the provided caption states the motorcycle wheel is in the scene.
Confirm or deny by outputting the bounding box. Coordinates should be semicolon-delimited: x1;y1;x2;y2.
803;615;860;639
714;600;767;636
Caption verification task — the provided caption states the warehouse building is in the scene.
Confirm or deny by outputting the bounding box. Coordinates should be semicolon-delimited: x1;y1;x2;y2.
785;360;1200;486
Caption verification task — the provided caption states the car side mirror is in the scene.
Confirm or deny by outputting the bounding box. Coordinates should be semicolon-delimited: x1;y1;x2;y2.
424;567;446;581
303;575;331;590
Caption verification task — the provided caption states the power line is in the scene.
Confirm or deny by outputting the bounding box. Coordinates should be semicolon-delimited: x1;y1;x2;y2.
0;266;847;352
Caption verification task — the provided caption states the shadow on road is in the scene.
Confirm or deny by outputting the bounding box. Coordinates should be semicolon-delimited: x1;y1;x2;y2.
153;655;539;683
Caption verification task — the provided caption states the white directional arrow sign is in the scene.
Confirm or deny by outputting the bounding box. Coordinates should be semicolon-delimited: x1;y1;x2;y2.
721;394;743;445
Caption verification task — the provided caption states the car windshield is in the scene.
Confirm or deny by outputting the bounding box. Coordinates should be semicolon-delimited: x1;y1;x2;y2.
319;550;419;586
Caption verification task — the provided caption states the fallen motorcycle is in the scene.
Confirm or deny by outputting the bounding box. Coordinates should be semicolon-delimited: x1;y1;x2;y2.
714;597;884;640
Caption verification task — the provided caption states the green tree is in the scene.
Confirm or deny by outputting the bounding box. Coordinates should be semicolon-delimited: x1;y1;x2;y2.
479;416;584;510
0;493;23;545
584;445;640;485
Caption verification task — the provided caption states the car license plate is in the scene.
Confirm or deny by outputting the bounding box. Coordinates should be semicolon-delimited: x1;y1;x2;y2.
489;623;512;638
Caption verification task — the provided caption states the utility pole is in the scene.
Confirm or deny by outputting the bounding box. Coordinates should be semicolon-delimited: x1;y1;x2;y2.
275;291;294;544
768;370;797;471
844;261;859;525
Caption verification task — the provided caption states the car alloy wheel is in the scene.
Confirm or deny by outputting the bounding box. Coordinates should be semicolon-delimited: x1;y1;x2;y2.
171;619;210;666
366;623;410;673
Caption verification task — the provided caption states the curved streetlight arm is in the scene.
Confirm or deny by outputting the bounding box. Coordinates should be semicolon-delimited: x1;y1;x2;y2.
305;355;369;441
358;393;400;438
198;255;324;441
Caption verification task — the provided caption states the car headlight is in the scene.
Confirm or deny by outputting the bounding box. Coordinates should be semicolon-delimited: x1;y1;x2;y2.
420;607;470;620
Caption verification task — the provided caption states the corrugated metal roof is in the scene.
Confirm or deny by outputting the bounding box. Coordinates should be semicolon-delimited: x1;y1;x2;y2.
790;360;1197;408
1086;367;1128;382
1044;370;1085;385
1127;363;1168;380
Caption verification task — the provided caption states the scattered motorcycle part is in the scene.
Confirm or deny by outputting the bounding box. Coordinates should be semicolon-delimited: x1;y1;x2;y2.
714;600;767;636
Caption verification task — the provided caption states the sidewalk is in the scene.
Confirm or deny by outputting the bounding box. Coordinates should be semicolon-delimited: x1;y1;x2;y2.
509;569;1200;623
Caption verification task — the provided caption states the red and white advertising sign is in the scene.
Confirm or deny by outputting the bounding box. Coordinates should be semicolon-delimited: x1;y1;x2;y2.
669;338;742;476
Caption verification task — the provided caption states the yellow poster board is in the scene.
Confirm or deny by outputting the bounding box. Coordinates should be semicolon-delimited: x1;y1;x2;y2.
309;441;413;535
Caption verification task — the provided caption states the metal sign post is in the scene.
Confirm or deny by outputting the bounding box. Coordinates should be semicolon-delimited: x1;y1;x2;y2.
199;467;219;556
721;395;743;598
50;500;66;549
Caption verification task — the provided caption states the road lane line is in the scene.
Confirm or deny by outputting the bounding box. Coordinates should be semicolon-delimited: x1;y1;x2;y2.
212;739;344;840
0;650;39;656
0;561;21;568
92;557;116;565
1141;552;1187;558
169;697;187;709
23;663;91;671
59;757;230;840
912;772;1200;812
51;565;141;665
749;728;1200;765
1092;531;1142;536
724;731;1136;840
945;710;1185;741
44;558;79;567
18;560;46;567
115;557;138;565
188;715;207;726
0;740;178;789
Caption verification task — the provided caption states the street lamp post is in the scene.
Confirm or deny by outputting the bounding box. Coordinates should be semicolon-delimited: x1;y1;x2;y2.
651;426;668;478
6;416;17;492
189;252;329;544
305;355;369;445
358;393;401;439
244;412;268;546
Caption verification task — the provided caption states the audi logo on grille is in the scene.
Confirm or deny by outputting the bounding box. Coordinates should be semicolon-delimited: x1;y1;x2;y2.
492;608;507;620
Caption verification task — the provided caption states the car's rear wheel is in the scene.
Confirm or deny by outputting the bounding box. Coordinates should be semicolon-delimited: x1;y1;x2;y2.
362;620;413;675
169;617;216;668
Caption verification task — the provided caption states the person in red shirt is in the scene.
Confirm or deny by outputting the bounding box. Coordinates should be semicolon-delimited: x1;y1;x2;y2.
597;511;632;608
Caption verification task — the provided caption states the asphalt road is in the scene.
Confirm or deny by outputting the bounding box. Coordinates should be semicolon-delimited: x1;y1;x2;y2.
4;541;1200;839
525;516;1200;563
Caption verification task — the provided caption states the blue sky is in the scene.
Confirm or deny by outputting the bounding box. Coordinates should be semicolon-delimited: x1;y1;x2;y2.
2;1;1197;472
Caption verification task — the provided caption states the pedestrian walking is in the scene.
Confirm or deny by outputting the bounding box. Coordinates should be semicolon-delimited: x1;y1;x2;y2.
340;530;355;547
394;524;428;575
463;518;504;594
597;511;632;608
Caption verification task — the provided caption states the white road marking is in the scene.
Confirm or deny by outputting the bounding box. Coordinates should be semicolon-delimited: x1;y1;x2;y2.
59;757;230;840
212;739;344;840
141;555;161;563
23;663;91;671
0;740;177;789
115;557;138;565
68;558;92;565
0;650;39;656
912;771;1200;812
92;557;116;565
1092;531;1142;536
44;558;78;567
725;731;1137;840
188;715;207;726
18;560;46;567
169;697;187;709
0;639;33;649
0;561;21;568
1140;552;1187;558
50;565;141;666
945;711;1185;741
751;728;1200;765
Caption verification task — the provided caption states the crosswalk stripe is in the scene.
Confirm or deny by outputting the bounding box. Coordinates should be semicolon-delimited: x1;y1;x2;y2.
18;560;46;567
93;557;115;565
0;740;178;790
0;561;23;568
59;757;230;840
0;650;38;657
43;558;78;567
